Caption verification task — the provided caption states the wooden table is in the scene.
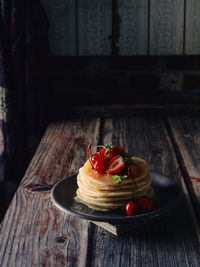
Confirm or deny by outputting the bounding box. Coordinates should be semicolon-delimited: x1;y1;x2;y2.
1;112;200;266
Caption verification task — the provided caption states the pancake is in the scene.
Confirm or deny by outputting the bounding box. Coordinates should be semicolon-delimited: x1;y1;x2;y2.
75;156;154;211
79;157;148;189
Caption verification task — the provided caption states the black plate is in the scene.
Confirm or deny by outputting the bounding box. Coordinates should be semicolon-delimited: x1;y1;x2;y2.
51;172;183;223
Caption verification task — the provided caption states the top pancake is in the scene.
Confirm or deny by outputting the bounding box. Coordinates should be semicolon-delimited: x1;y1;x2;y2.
79;156;150;190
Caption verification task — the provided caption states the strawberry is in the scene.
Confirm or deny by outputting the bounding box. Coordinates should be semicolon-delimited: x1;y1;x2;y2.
100;145;125;159
130;164;142;178
106;156;125;175
137;197;153;212
108;146;124;158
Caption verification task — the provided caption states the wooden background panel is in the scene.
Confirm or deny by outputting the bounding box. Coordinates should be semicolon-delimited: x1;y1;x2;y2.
185;0;200;55
77;0;112;55
118;0;148;55
40;0;200;56
149;0;185;55
90;116;200;267
41;0;77;56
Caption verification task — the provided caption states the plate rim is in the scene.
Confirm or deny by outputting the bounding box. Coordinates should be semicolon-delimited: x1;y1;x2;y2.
51;172;183;223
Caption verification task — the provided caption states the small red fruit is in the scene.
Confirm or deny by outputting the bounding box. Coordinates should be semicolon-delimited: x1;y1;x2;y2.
130;165;142;178
106;156;125;175
116;146;126;152
100;147;106;155
125;201;139;216
92;154;105;174
106;146;125;159
91;153;100;164
137;197;153;212
100;146;125;158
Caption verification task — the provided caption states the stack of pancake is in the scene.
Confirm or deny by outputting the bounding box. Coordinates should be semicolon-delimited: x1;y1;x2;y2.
75;157;154;211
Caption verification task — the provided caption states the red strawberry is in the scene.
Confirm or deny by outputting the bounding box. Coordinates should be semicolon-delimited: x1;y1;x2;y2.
107;146;125;158
130;165;142;178
137;197;153;212
100;146;125;158
106;156;125;175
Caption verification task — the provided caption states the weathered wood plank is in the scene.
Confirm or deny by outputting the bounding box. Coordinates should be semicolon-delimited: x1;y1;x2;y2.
77;0;112;55
185;0;200;55
90;116;200;267
118;0;148;55
150;0;184;55
41;0;77;56
166;117;200;210
0;119;101;266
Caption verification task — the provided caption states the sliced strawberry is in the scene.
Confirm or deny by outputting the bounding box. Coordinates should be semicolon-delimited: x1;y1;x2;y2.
130;164;142;178
106;156;125;175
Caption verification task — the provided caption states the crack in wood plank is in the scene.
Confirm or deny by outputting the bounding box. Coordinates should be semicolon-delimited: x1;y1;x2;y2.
25;184;53;192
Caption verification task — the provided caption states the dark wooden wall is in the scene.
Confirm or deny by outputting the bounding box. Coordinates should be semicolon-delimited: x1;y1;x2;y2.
41;0;200;56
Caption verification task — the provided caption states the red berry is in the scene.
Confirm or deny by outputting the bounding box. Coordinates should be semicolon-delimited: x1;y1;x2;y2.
130;165;142;178
91;153;100;164
137;197;153;212
107;147;119;158
106;146;125;159
116;146;126;152
93;154;105;174
125;201;139;216
106;156;125;175
100;147;106;155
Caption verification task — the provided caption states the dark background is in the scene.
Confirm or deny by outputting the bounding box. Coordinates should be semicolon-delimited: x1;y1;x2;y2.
48;55;200;120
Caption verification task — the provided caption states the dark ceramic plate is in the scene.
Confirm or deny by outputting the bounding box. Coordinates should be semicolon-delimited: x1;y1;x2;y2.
51;172;183;224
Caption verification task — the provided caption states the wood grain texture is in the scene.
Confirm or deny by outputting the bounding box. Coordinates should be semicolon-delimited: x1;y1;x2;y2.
0;119;101;266
150;0;184;55
77;0;112;55
1;116;200;266
90;116;200;267
41;0;77;56
118;0;148;55
185;0;200;55
167;117;200;207
40;0;200;56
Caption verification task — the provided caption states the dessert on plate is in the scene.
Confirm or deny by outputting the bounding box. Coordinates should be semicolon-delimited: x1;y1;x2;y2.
75;144;154;214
